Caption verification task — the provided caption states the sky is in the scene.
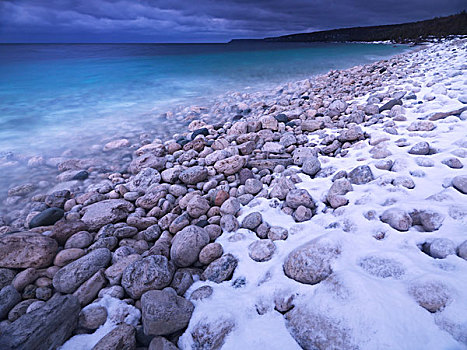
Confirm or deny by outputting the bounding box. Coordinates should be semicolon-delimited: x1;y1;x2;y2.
0;0;465;43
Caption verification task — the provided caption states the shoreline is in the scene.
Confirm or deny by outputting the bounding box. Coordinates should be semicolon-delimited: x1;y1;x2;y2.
0;42;411;215
0;38;466;349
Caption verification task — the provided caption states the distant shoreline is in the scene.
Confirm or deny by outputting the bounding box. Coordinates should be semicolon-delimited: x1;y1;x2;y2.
230;12;467;45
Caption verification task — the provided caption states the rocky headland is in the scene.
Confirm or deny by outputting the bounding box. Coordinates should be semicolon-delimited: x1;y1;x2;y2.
0;38;466;349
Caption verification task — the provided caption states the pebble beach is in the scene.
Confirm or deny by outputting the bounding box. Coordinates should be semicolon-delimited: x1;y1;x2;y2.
0;38;466;349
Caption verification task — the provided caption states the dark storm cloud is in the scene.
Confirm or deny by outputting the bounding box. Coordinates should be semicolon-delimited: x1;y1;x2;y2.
0;0;465;42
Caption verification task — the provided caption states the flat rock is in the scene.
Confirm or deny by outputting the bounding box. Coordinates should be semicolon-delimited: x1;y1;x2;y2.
262;142;284;153
407;120;435;132
0;232;58;269
53;248;111;293
142;289;194;336
81;199;134;231
0;294;80;350
441;158;463;169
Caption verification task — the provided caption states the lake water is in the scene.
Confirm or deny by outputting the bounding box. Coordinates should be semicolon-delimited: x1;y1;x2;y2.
0;42;408;157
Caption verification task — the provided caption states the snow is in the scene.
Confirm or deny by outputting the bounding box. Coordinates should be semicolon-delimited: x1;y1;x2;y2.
60;296;140;350
180;39;467;350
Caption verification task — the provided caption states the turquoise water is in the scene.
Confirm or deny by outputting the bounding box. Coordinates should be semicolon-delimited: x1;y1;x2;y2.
0;42;407;156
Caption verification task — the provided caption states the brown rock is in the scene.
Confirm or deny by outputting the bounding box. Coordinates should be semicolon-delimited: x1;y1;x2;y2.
0;232;58;269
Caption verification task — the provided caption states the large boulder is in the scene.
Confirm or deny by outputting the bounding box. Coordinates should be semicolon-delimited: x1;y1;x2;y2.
283;235;340;285
142;289;194;336
170;225;210;267
53;248;111;293
0;294;80;350
81;199;134;231
0;232;58;269
122;255;175;299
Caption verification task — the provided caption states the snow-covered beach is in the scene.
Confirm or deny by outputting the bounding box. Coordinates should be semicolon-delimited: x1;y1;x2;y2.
1;38;466;349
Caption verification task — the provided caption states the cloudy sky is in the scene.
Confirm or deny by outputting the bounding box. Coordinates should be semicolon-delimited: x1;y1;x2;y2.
0;0;464;43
